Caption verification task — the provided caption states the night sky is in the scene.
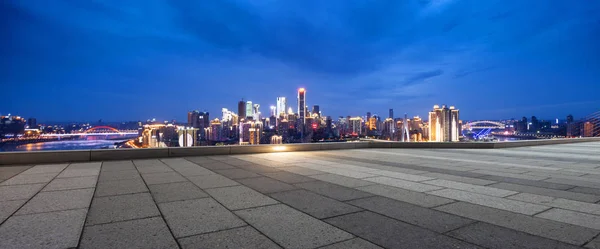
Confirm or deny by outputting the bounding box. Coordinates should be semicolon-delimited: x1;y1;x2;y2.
2;0;600;122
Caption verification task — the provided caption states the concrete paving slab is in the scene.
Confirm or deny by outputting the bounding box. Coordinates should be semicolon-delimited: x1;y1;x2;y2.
270;189;362;219
0;209;87;249
448;222;582;249
57;168;100;178
159;198;246;238
349;196;474;233
310;174;375;188
237;176;297;194
0;199;26;223
95;178;148;197
356;184;455;209
281;166;328;176
214;168;260;179
178;226;281;249
42;176;97;191
479;175;575;190
86;192;160;225
422;179;518;197
569;186;600;196
421;172;497;186
429;188;550;215
369;170;435;182
509;193;600;215
141;171;187;185
261;171;316;183
16;188;94;215
236;164;281;173
536;208;600;230
190;161;236;170
294;181;373;201
80;217;179;249
546;177;600;189
187;174;240;189
0;172;57;186
0;183;44;201
20;164;67;174
206;185;279;210
98;169;141;182
364;176;443;192
235;204;353;249
491;182;600;203
586;236;600;249
320;238;383;249
435;202;599;245
324;211;479;249
149;181;209;203
100;160;137;172
0;166;32;182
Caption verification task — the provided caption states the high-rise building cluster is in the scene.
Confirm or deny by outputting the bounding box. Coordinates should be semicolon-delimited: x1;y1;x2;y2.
428;105;460;142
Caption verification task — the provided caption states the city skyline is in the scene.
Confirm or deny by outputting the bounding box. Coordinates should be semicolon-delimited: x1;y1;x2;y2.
2;1;600;121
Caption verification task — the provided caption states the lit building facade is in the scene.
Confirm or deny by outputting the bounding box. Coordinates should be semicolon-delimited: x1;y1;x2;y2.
349;117;362;136
246;101;253;120
276;97;287;117
298;88;306;125
428;105;460;142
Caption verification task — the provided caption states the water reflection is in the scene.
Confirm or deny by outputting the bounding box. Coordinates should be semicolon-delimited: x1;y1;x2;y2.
1;140;129;152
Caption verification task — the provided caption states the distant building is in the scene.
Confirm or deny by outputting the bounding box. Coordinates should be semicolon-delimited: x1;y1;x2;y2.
389;109;394;119
238;100;246;119
349;117;362;136
187;111;199;128
27;118;37;128
271;135;283;144
245;101;253;120
428;105;459;142
276;97;287;117
312;105;320;117
298;88;306;125
582;121;595;137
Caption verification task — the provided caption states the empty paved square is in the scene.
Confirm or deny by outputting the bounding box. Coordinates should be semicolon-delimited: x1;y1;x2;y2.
1;141;600;248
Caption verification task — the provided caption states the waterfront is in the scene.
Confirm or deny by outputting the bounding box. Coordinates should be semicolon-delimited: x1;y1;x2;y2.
0;139;130;152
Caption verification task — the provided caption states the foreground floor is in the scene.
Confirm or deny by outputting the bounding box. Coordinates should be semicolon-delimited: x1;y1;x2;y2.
1;142;600;249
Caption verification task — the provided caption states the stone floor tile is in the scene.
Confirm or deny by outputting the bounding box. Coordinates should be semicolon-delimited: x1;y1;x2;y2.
479;175;575;190
448;222;583;249
237;176;297;194
149;181;209;203
421;172;497;186
569;186;600;196
189;160;236;170
95;178;148;197
100;160;137;172
187;174;240;189
356;184;455;207
422;179;518;197
536;208;600;230
214;168;260;179
348;196;474;233
0;166;32;181
319;168;377;179
178;226;281;249
324;211;479;249
435;202;599;245
174;166;215;177
235;204;353;249
364;176;442;192
0;183;45;201
319;238;383;249
20;164;67;174
0;199;26;223
270;189;362;219
236;164;281;173
261;171;316;184
141;171;187;185
57;168;100;178
17;188;94;215
86;192;160;225
369;170;435;182
586;235;600;249
0;172;57;186
508;193;600;215
80;217;179;249
98;169;141;182
42;176;97;191
428;188;550;215
206;185;279;210
295;181;373;201
310;174;375;188
0;209;87;249
490;182;600;203
281;166;328;176
159;198;246;238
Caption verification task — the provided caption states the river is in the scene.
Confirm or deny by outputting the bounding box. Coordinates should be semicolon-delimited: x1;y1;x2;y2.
0;139;130;152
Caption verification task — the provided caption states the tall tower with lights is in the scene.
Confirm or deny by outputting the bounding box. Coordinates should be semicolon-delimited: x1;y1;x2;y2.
298;88;306;125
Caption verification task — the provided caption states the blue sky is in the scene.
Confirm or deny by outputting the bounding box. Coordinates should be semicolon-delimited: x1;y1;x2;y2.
2;0;599;122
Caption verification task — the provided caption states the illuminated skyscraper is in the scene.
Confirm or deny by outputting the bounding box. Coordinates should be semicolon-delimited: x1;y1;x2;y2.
389;109;394;119
253;104;260;121
349;117;362;136
428;105;459;142
270;106;276;117
187;110;199;128
276;97;287;116
312;105;320;116
297;88;306;125
238;100;246;119
246;101;253;120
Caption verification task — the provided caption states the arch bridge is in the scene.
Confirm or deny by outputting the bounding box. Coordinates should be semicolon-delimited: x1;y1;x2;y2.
463;121;506;130
40;126;138;137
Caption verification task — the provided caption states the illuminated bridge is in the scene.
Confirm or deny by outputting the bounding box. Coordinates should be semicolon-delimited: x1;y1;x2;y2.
39;126;138;137
462;120;506;130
